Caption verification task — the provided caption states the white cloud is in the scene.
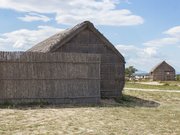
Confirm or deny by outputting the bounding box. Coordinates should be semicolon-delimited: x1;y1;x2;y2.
144;37;179;47
122;0;132;4
0;26;63;51
116;45;158;58
142;47;157;57
0;0;144;26
119;26;180;71
115;45;139;56
115;45;162;71
144;26;180;47
18;13;51;22
164;26;180;37
55;9;143;26
116;43;180;72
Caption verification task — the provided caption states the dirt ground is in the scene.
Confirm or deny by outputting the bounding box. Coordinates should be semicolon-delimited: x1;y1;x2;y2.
136;81;163;85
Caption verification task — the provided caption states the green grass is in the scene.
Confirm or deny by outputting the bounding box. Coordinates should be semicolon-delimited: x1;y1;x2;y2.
161;81;180;86
0;90;180;135
125;81;180;90
0;101;50;109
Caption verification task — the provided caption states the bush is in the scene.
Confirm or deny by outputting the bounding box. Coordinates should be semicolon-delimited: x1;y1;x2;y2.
163;83;169;86
176;75;180;81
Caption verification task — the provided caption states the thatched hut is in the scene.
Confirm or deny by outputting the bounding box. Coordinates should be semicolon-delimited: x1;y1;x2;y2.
28;21;125;98
150;61;175;81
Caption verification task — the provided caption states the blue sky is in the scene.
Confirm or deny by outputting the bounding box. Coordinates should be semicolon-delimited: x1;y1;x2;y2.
0;0;180;72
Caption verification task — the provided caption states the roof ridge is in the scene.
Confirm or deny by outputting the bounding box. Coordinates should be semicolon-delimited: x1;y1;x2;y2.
150;61;174;73
27;21;125;62
27;21;93;52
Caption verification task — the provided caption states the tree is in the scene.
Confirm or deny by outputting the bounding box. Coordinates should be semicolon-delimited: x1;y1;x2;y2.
125;66;138;78
176;75;180;81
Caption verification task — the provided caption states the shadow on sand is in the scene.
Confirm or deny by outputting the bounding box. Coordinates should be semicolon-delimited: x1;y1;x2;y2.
0;94;160;109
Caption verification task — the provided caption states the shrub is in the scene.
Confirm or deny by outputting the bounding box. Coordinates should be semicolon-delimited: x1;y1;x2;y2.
163;83;169;86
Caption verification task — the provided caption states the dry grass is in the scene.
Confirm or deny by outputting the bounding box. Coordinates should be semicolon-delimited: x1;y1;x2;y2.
0;90;180;135
125;81;180;90
161;81;180;86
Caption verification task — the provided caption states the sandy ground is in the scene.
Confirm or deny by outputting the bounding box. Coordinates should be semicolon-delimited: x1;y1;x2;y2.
124;88;180;93
135;81;163;85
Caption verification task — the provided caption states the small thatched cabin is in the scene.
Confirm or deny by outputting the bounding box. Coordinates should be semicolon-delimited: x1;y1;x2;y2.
150;61;175;81
28;21;125;98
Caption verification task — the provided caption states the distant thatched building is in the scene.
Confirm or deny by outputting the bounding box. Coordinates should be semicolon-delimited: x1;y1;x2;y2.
150;61;175;81
28;21;125;98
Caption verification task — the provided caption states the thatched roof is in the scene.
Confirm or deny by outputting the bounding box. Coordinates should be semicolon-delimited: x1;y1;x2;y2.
150;61;175;73
27;21;125;62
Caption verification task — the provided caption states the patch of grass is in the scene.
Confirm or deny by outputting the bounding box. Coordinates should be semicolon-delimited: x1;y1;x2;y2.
0;100;49;109
0;91;179;135
163;82;170;86
161;81;180;86
125;82;180;90
0;101;15;109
